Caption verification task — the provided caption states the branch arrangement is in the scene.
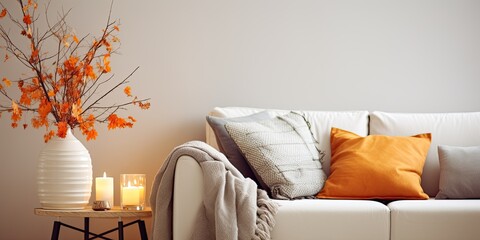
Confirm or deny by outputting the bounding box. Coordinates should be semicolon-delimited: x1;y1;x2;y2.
0;0;150;142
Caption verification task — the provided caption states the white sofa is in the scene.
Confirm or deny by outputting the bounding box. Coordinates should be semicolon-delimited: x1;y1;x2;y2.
172;107;480;240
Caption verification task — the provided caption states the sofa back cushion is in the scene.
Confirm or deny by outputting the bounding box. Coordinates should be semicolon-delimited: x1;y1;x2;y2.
207;107;369;176
369;111;480;197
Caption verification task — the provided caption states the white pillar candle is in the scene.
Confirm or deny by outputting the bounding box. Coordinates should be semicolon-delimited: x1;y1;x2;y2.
95;172;114;206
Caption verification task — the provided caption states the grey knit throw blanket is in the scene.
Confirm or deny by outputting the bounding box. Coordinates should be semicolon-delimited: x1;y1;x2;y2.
150;141;278;240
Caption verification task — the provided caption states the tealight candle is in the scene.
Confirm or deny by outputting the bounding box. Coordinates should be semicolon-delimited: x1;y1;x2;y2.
95;172;114;207
120;174;146;210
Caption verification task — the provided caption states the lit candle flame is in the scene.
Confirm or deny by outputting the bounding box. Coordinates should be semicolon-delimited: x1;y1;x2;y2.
103;171;107;178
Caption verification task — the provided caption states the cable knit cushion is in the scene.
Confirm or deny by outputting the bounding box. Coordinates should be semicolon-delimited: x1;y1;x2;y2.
436;145;480;199
206;111;273;189
225;112;326;199
317;127;431;200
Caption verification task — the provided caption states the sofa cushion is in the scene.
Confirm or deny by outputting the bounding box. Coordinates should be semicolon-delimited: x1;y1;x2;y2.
389;200;480;240
225;112;326;199
206;111;273;188
207;107;370;176
272;199;390;240
436;145;480;199
317;128;431;200
369;111;480;197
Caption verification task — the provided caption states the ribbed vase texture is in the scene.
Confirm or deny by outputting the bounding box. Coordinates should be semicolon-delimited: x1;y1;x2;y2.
37;129;93;209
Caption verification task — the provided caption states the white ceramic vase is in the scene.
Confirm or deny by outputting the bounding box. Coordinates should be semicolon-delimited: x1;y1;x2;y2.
37;128;93;209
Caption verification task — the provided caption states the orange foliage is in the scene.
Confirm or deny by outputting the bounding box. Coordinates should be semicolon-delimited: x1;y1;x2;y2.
11;101;22;127
138;102;151;110
43;130;55;143
124;86;132;97
85;65;96;79
0;1;150;142
64;56;79;71
103;54;111;73
2;77;11;87
23;14;32;25
57;122;68;138
108;114;133;130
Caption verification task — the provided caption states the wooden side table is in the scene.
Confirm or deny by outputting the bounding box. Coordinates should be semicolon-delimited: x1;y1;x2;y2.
34;207;152;240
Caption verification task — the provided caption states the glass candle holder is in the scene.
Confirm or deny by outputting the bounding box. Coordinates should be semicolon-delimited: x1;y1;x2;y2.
120;174;146;210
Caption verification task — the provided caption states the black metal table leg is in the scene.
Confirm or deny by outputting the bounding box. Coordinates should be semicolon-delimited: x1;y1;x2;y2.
118;219;124;240
84;217;90;240
138;220;148;240
51;221;61;240
48;216;146;240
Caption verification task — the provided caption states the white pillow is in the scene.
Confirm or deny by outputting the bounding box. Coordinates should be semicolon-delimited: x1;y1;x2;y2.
225;112;326;199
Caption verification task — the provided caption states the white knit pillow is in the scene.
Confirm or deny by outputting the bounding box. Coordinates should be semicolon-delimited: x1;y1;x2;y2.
225;112;326;199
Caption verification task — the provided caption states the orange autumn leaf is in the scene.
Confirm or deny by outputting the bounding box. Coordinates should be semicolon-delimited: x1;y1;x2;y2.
2;77;11;87
48;90;55;97
124;86;132;97
23;123;28;129
86;129;98;141
72;103;81;119
102;39;112;52
113;25;120;31
31;116;45;128
85;65;96;79
73;35;79;44
4;53;9;62
43;130;55;143
107;114;133;130
11;100;20;114
111;36;120;43
26;27;32;38
30;48;39;63
23;14;32;25
107;114;120;129
19;92;32;105
11;100;22;123
138;101;151;110
0;9;6;19
38;100;52;118
32;77;39;85
60;102;70;114
103;54;111;73
57;122;68;138
64;56;79;71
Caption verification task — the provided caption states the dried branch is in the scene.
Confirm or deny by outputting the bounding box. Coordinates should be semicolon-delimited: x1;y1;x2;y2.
0;0;150;142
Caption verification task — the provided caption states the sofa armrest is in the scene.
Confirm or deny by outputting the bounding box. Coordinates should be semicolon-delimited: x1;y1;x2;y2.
173;155;204;240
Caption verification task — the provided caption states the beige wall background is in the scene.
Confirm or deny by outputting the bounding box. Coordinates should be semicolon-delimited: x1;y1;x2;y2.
1;0;480;239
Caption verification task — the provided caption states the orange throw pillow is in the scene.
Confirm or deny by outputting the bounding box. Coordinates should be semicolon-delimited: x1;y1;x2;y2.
317;128;431;200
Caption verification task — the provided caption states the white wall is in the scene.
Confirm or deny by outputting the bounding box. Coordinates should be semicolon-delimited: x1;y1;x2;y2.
1;0;480;239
